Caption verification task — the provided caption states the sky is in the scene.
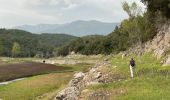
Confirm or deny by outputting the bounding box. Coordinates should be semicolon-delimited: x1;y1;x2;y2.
0;0;145;28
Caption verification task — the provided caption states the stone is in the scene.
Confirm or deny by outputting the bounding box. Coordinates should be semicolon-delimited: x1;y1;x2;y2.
69;79;80;87
95;72;102;79
74;72;85;79
56;87;79;100
163;55;170;66
89;68;96;73
55;59;118;100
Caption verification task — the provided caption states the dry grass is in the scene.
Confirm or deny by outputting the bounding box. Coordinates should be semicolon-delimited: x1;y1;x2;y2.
0;72;74;100
0;55;102;100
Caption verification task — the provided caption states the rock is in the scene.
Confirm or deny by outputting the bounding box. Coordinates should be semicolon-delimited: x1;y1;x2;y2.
95;72;102;79
55;59;113;100
127;20;170;59
154;49;166;59
74;72;85;79
69;72;85;87
56;87;79;100
89;68;96;73
56;73;85;100
163;55;170;66
69;78;80;87
145;21;170;58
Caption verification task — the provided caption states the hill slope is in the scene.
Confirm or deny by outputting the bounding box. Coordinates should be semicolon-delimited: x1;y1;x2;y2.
0;29;77;57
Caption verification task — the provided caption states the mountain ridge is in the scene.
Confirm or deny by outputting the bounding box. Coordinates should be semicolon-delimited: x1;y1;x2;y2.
13;20;119;36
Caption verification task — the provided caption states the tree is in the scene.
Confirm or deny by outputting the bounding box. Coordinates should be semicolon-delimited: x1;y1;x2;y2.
141;0;170;18
122;2;144;44
122;2;142;18
12;42;21;57
122;2;144;63
0;40;4;56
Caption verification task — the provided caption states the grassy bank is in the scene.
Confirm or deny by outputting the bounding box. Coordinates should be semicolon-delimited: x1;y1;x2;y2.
84;53;170;100
0;55;98;100
0;72;74;100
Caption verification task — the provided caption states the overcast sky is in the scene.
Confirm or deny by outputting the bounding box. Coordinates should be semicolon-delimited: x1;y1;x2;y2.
0;0;145;28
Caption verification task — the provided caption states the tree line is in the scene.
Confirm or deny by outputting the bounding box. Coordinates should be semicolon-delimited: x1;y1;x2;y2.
0;29;76;57
0;0;169;57
56;1;160;56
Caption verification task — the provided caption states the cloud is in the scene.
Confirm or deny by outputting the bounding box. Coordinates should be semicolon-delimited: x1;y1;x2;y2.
0;0;145;27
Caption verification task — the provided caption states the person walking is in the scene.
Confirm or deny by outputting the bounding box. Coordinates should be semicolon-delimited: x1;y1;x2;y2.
130;58;135;78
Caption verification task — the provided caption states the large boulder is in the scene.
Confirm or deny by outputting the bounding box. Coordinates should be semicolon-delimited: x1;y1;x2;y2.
56;87;79;100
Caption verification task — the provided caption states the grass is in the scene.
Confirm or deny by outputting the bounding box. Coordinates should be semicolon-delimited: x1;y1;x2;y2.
55;63;93;73
0;56;96;100
0;57;39;65
86;53;170;100
0;72;74;100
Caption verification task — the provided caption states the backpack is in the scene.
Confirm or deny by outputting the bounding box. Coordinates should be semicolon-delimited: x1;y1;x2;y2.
130;60;135;67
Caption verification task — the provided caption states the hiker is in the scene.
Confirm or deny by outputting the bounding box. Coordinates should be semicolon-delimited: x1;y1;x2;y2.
129;58;135;78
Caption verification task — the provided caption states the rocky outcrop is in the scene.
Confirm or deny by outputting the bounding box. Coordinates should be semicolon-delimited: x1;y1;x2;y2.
145;21;170;59
124;20;170;66
55;59;117;100
56;72;85;100
144;20;170;66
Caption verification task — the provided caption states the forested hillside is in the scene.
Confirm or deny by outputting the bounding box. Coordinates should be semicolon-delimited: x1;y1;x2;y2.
55;1;170;99
0;29;77;57
1;0;169;57
56;2;156;56
57;0;170;56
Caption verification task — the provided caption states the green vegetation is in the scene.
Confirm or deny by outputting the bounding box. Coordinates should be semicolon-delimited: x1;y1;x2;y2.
0;0;169;99
0;55;99;100
56;35;110;56
56;2;155;56
0;29;77;57
0;40;4;56
85;53;170;99
141;0;170;18
12;42;21;57
55;63;93;73
1;1;169;57
141;0;170;33
0;73;74;100
0;1;169;58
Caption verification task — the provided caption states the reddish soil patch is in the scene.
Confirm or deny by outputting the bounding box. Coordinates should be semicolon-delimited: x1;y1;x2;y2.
0;62;72;82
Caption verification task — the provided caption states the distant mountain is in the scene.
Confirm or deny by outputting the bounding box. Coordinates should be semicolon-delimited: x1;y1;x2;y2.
14;20;119;36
